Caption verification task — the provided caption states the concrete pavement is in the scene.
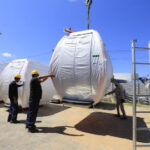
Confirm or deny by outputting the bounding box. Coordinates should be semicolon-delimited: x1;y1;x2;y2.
0;103;150;150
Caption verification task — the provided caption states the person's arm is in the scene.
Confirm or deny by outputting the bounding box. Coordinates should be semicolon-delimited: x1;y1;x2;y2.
105;88;116;96
39;73;55;82
17;81;25;87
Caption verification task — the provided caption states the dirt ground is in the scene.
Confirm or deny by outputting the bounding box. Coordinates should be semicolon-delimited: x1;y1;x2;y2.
0;102;150;150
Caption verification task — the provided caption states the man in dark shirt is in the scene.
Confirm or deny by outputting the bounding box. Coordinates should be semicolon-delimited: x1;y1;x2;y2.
105;78;127;119
26;70;55;133
8;74;24;123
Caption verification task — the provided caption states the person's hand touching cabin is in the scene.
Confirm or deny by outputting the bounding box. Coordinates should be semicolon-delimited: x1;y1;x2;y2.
38;73;55;83
48;73;55;78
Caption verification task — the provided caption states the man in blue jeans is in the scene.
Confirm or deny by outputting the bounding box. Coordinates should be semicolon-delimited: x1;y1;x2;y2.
8;74;24;123
26;70;55;133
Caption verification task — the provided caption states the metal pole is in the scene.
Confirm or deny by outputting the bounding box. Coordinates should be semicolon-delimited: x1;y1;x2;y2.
132;39;137;150
87;5;90;29
148;41;150;102
85;0;92;30
148;41;150;73
137;80;140;103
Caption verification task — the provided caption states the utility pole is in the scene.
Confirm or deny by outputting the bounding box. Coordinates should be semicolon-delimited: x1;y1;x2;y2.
85;0;92;30
148;42;150;99
149;41;150;74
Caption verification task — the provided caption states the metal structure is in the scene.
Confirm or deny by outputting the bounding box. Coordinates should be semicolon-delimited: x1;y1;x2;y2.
85;0;92;29
132;40;150;150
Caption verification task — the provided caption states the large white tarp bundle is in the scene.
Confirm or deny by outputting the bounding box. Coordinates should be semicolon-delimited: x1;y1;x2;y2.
0;62;8;100
0;62;8;74
49;30;113;105
0;59;58;108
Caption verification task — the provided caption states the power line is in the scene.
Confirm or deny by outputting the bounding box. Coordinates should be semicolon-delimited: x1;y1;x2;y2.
20;50;52;59
107;49;131;52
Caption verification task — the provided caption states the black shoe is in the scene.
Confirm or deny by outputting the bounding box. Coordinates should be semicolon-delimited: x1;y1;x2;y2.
7;115;12;122
26;124;36;129
34;128;39;132
121;116;127;120
28;129;35;133
115;114;120;117
58;100;63;104
11;120;20;123
7;119;11;122
89;105;94;108
28;128;39;133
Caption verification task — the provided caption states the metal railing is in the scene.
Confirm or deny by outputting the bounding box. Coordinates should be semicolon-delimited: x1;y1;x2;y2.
132;40;150;150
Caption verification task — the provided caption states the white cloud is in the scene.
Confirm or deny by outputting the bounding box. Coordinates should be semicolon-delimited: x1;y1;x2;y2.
68;0;78;2
2;52;12;57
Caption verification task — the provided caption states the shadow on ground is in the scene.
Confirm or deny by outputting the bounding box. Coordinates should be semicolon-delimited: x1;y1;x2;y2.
94;102;116;110
61;101;116;110
37;104;70;117
37;126;84;136
18;120;42;124
19;104;70;117
0;103;4;108
75;112;150;143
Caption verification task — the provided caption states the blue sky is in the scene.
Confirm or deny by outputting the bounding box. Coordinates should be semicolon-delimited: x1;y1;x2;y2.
0;0;150;76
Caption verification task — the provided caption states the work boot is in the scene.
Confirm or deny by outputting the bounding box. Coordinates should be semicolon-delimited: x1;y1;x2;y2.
7;118;11;122
7;114;12;122
26;124;36;129
11;120;20;123
121;116;127;120
28;127;39;133
89;105;94;109
115;114;120;117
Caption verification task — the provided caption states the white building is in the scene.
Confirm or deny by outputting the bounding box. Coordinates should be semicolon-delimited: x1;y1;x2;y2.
114;73;132;82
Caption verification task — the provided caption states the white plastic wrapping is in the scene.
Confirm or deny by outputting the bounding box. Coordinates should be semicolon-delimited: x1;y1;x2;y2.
0;62;8;74
0;59;58;108
0;62;8;100
50;30;113;104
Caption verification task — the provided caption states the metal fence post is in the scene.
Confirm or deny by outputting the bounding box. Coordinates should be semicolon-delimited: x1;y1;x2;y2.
148;41;150;73
132;39;137;150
